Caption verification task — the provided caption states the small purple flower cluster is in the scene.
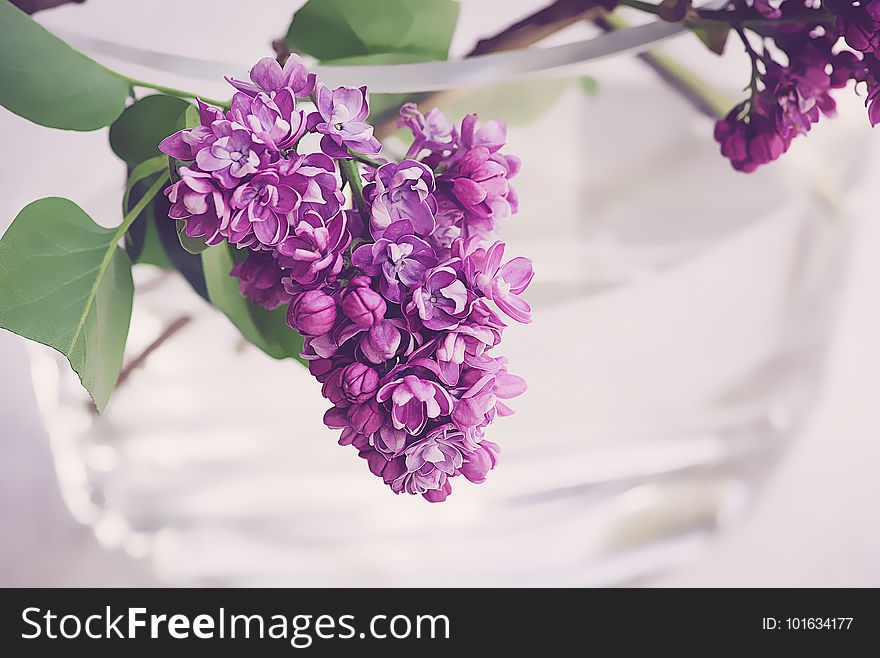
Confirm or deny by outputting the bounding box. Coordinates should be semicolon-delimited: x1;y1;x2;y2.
714;1;880;172
159;56;532;502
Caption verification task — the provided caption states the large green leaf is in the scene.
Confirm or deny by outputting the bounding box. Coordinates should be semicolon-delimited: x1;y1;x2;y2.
0;198;134;412
127;207;173;270
285;0;459;61
202;244;305;364
109;95;192;166
122;157;174;270
153;193;210;301
691;18;731;56
0;1;129;130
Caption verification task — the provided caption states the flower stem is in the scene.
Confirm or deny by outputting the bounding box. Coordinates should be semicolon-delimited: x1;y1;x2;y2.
736;27;762;96
116;174;168;241
120;75;229;108
115;315;193;388
339;158;369;220
348;150;384;168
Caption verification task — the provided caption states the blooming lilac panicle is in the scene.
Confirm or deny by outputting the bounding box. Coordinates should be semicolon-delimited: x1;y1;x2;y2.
711;4;880;171
159;53;531;502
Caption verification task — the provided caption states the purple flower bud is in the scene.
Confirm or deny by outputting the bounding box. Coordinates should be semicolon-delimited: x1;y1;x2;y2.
321;367;347;406
288;290;337;336
360;320;402;364
422;482;452;503
230;250;292;310
340;277;386;328
372;422;408;458
348;398;385;436
341;362;379;404
460;440;500;484
323;406;349;430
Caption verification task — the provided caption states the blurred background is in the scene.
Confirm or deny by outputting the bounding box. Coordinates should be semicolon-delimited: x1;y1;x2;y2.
1;0;879;586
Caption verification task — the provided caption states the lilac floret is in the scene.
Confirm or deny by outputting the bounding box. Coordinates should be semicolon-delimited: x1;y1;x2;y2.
307;83;382;158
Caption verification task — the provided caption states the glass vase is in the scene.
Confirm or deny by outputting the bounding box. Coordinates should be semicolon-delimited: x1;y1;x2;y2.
28;65;865;586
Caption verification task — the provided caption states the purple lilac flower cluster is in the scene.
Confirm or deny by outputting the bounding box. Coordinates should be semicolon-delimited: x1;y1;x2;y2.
714;1;880;172
159;56;532;502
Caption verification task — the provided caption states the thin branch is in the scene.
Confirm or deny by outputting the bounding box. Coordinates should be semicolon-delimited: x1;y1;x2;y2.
115;315;193;389
349;151;385;168
469;0;608;56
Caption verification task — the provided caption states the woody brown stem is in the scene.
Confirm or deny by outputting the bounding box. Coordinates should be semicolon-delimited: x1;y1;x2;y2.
115;315;193;389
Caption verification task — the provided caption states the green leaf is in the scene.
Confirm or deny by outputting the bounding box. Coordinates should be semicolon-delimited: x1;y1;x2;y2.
153;195;210;301
0;1;128;130
122;157;168;215
579;76;599;96
0;198;134;412
285;0;459;61
691;19;730;56
176;220;209;255
202;244;304;363
182;103;200;129
129;211;173;270
122;157;174;270
109;95;192;166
